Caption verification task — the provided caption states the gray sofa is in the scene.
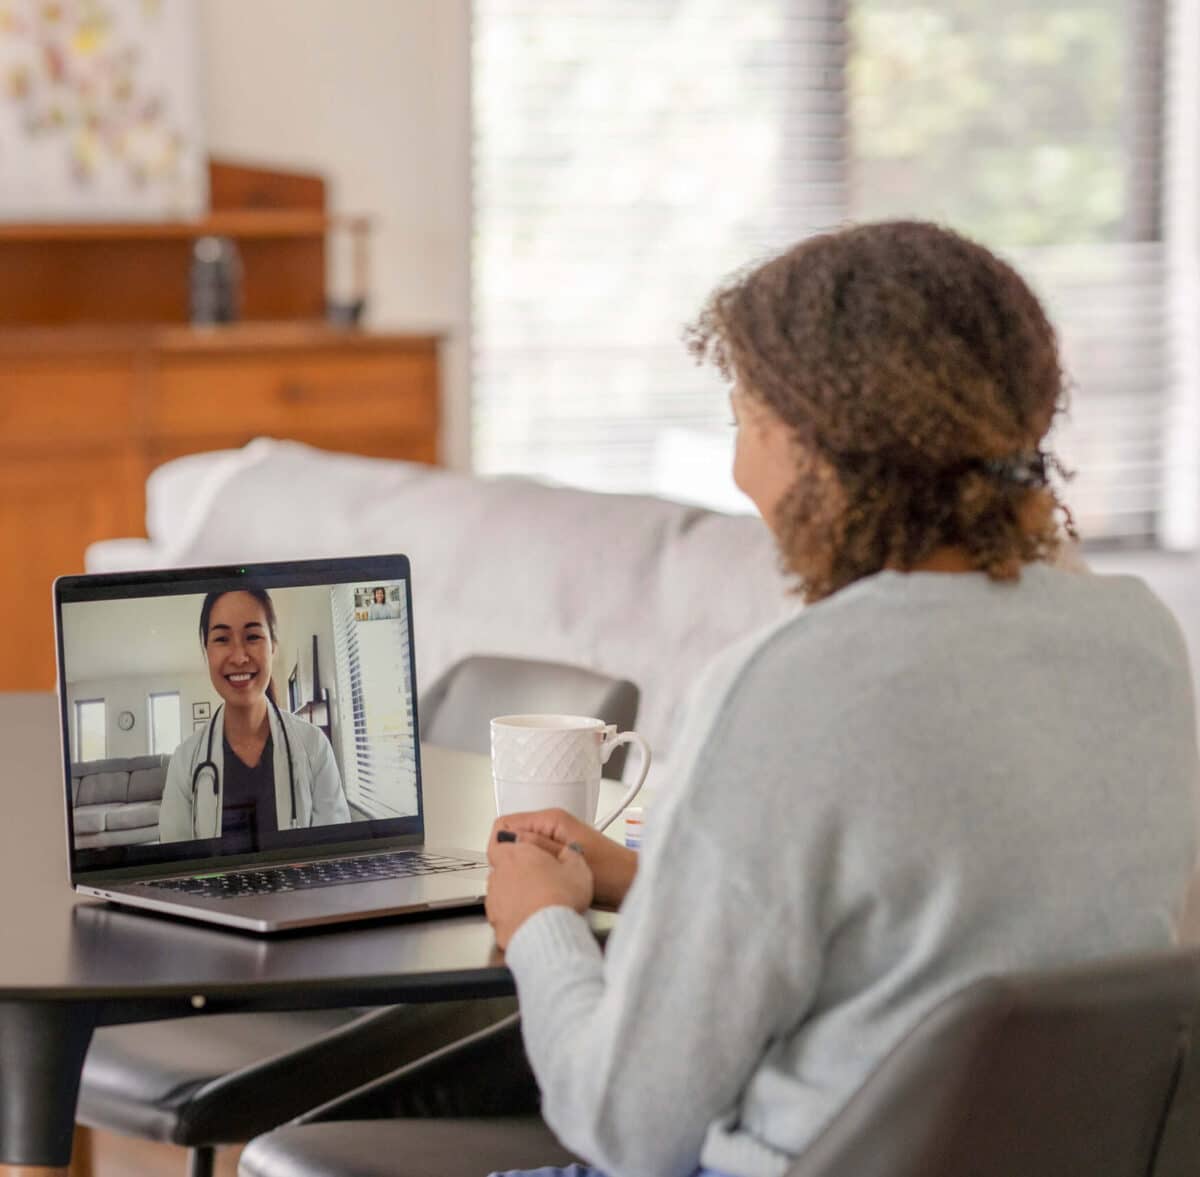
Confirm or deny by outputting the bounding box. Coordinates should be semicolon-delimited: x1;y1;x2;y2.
71;755;169;848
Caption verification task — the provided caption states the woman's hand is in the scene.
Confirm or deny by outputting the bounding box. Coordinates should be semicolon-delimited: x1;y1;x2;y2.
489;808;639;909
486;838;594;949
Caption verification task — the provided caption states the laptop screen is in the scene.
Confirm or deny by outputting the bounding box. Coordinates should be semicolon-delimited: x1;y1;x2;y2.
56;556;423;878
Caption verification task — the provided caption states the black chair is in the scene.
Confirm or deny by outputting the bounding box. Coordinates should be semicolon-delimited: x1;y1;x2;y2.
420;654;640;779
237;948;1200;1177
79;999;517;1177
76;654;641;1177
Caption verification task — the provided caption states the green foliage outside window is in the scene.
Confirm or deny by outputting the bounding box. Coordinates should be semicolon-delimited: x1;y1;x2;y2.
850;0;1128;246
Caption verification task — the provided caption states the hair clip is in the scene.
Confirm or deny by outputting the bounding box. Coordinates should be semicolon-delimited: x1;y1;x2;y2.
981;451;1047;488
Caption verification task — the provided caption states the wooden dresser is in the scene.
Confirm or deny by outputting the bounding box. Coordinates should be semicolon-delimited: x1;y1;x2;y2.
0;160;441;692
0;324;440;691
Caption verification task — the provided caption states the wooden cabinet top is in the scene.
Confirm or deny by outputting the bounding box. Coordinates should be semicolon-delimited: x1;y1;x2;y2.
0;212;366;242
0;322;444;358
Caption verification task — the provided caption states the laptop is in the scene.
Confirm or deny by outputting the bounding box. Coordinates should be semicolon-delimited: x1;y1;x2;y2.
54;555;490;933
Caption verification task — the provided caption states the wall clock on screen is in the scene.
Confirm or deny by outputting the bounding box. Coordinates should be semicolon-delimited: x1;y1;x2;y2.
117;710;135;731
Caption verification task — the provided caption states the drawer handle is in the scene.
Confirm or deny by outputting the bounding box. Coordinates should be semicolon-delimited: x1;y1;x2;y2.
280;381;309;404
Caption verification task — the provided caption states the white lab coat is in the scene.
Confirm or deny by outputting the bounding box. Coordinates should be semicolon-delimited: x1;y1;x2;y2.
159;705;349;842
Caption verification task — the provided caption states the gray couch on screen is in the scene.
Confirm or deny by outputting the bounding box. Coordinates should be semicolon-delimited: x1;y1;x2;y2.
71;755;170;848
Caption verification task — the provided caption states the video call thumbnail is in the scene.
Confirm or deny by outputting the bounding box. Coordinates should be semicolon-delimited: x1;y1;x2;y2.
61;581;418;855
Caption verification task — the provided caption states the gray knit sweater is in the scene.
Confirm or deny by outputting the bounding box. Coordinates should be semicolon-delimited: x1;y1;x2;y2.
506;564;1198;1177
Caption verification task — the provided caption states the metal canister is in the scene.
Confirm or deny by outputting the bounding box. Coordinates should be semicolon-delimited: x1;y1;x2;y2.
189;235;243;324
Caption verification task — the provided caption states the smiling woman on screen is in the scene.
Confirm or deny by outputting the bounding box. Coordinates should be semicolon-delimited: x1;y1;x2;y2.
367;585;400;620
483;221;1199;1177
158;589;349;845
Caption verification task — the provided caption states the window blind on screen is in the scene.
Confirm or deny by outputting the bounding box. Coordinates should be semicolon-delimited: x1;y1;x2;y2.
471;0;1196;547
330;586;417;820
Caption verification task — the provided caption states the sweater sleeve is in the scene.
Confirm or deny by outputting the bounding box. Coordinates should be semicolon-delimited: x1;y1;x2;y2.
504;631;827;1177
507;815;821;1176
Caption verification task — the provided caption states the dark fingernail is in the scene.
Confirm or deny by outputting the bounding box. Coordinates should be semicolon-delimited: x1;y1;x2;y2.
496;830;517;843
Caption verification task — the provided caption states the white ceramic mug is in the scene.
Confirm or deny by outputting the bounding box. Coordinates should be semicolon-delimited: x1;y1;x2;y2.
490;714;651;832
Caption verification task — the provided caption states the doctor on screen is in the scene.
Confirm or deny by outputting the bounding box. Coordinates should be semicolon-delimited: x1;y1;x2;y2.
159;588;350;843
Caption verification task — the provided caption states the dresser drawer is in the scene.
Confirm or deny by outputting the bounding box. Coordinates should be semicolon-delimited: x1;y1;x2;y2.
0;361;135;446
150;350;438;440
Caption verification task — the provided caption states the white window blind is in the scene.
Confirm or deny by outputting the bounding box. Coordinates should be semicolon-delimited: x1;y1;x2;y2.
472;0;1196;547
330;586;418;819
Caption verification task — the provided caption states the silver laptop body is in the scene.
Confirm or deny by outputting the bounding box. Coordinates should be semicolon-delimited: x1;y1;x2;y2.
55;555;489;933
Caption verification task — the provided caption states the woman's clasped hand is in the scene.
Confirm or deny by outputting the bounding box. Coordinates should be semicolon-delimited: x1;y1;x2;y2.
485;809;638;948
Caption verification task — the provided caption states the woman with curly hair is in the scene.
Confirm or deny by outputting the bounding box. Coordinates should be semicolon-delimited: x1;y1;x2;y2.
479;221;1200;1177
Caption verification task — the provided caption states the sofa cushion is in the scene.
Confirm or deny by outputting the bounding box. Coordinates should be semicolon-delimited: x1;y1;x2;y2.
75;771;130;808
128;761;169;803
120;755;173;773
75;826;160;849
105;802;161;833
74;754;163;776
73;805;121;836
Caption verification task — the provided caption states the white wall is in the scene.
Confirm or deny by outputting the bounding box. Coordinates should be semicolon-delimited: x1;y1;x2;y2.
67;672;214;762
197;0;473;467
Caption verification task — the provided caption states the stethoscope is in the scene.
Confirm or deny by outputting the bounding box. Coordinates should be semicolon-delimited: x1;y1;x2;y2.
190;695;298;838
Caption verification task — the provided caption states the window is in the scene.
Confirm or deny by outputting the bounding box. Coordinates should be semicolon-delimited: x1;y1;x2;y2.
472;0;1194;546
148;692;181;756
330;586;417;818
849;0;1180;547
74;699;106;763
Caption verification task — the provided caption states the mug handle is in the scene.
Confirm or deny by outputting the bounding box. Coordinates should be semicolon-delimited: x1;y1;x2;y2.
594;730;651;833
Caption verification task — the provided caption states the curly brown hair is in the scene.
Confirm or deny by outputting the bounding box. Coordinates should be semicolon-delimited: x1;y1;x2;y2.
687;220;1075;602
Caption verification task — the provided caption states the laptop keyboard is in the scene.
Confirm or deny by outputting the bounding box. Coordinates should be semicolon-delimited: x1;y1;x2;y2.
144;850;480;900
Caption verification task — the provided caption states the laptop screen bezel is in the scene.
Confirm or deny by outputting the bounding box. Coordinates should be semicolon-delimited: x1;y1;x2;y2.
55;555;426;884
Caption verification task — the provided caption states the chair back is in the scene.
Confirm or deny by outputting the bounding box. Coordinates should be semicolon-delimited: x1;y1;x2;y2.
786;950;1200;1177
418;655;639;778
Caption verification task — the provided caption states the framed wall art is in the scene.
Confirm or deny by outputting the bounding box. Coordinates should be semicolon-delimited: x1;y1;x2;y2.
0;0;206;220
